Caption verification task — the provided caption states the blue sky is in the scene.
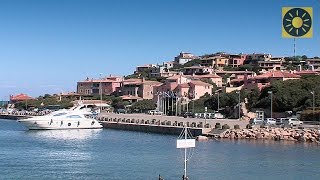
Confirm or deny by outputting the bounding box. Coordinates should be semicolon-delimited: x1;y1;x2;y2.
0;0;319;99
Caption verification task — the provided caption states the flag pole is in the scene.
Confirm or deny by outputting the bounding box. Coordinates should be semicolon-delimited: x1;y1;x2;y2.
293;38;296;60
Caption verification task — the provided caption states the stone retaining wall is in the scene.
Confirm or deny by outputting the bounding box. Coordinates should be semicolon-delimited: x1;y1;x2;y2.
217;127;320;143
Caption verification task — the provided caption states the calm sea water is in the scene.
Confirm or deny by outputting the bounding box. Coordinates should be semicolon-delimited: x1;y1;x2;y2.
1;119;320;180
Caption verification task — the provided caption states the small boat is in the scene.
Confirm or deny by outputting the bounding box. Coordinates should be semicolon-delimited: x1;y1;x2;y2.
17;103;102;130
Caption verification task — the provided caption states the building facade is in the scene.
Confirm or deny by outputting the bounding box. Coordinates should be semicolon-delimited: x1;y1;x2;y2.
77;76;123;96
174;52;197;65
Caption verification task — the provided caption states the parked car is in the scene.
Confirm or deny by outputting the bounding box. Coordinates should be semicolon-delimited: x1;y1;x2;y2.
147;110;163;115
115;109;126;114
214;112;224;119
183;112;195;118
249;118;263;125
283;118;303;127
276;118;287;126
263;118;276;125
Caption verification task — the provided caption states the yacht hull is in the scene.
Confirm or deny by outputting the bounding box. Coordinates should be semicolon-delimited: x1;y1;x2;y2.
18;119;103;130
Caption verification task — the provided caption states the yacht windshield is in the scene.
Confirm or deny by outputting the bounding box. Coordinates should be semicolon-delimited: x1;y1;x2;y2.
66;115;82;118
53;112;68;116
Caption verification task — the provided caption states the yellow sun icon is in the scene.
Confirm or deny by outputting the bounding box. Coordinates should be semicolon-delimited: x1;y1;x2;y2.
282;7;313;38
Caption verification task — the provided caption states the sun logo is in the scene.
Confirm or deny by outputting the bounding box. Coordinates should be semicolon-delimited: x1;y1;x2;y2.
282;7;313;38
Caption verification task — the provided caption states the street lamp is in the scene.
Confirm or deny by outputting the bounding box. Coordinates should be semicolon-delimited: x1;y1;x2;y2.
217;91;220;112
268;91;273;119
236;91;240;120
99;73;103;113
311;91;315;120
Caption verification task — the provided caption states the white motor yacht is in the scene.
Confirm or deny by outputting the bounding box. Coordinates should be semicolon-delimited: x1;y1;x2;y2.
17;104;103;130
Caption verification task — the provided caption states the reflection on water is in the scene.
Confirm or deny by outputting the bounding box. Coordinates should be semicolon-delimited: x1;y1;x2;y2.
2;119;320;180
25;129;103;141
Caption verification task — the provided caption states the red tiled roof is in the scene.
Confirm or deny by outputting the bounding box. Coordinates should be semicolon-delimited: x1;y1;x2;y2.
123;78;162;86
10;94;33;101
143;81;162;85
166;75;184;80
255;71;300;79
189;80;212;86
177;83;190;88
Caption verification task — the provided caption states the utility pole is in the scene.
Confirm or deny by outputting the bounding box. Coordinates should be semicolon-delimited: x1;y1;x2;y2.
236;91;240;120
311;91;315;121
217;91;220;112
268;91;273;119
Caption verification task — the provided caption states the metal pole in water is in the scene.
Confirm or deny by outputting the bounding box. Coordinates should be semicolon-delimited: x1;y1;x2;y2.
184;127;187;179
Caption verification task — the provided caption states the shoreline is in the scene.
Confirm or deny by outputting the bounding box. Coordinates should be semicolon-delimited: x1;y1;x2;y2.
1;112;320;144
206;127;320;144
97;113;320;144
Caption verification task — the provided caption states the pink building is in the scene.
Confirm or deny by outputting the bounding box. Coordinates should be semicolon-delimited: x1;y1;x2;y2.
77;76;123;95
193;74;223;87
228;54;247;67
153;74;213;100
188;80;213;99
121;78;162;100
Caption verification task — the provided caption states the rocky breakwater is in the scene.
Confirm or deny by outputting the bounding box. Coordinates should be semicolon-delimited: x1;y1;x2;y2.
218;127;320;143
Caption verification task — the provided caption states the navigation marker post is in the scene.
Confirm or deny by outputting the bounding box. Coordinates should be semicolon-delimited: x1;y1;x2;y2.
177;126;195;180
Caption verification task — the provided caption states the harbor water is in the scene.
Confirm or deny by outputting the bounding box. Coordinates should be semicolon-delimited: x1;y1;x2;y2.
1;119;320;180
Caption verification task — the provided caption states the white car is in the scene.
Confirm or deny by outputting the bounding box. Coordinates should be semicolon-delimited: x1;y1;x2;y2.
263;118;276;125
249;118;263;125
283;118;303;127
148;110;163;115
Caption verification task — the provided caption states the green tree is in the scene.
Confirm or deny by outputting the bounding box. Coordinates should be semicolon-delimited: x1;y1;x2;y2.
130;99;156;113
244;87;260;111
254;76;320;112
111;97;129;109
301;55;308;59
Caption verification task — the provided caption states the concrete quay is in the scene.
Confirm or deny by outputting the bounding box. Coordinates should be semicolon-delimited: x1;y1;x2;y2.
97;113;248;136
0;114;30;120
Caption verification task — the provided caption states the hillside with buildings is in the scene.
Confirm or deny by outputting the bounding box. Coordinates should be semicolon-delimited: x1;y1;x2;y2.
74;51;320;120
5;51;319;120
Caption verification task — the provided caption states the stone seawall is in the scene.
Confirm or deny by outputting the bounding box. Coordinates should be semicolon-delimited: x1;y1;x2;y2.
101;122;204;136
97;113;247;136
216;127;320;143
